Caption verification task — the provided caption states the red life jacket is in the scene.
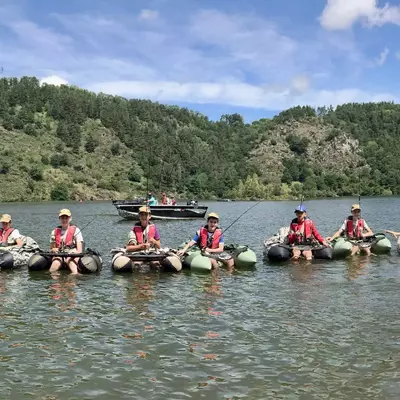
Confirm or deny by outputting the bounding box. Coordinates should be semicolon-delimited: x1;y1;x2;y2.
133;223;156;244
346;216;364;239
289;218;313;244
0;227;15;244
55;225;77;248
161;197;168;205
199;226;222;249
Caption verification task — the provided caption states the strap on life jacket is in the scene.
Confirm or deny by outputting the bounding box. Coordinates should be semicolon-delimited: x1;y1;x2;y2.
199;226;222;249
133;223;156;244
0;227;15;244
55;225;77;248
346;216;364;239
290;218;313;244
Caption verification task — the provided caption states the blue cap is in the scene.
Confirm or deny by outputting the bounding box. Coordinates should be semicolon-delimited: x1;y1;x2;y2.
295;205;306;213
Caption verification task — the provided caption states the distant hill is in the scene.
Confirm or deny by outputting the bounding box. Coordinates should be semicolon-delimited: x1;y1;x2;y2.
0;77;398;201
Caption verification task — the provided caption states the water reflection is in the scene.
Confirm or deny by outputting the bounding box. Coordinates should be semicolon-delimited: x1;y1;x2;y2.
48;274;77;311
346;256;369;281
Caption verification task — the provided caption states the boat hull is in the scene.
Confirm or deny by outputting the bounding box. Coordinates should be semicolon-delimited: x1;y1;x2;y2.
113;203;208;220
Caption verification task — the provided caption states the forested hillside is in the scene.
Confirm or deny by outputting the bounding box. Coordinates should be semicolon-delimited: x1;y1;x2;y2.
0;77;398;202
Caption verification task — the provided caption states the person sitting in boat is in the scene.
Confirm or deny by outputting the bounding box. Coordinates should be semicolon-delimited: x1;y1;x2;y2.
171;196;177;206
160;192;170;205
126;206;161;268
177;212;234;269
49;209;84;275
147;192;158;206
287;205;328;261
0;214;23;248
326;204;373;256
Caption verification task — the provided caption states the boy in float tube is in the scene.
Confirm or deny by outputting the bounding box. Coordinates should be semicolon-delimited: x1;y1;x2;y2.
126;206;161;269
0;214;23;248
49;209;84;275
326;204;373;256
177;212;234;269
287;205;329;261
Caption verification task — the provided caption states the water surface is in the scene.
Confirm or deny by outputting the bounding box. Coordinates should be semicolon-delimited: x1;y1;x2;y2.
1;198;400;399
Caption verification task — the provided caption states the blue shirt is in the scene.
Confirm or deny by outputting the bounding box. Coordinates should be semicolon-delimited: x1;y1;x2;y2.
147;196;157;206
193;231;224;244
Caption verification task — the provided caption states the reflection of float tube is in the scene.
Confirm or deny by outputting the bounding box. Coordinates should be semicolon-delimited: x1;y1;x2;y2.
0;252;15;270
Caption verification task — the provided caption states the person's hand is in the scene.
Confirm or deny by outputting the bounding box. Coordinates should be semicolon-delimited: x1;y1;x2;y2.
323;241;331;247
326;237;333;242
51;247;59;253
149;238;158;245
177;249;185;257
141;243;150;250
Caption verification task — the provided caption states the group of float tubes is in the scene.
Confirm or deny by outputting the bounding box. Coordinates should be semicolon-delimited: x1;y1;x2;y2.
0;202;398;274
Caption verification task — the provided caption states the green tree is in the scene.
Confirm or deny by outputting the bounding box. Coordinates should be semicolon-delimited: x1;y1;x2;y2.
50;183;69;200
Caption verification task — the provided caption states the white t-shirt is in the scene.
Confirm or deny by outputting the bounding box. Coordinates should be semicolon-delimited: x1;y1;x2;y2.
50;226;83;248
1;228;22;245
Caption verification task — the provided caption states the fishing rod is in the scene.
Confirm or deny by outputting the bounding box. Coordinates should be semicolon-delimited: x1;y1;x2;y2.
221;200;261;235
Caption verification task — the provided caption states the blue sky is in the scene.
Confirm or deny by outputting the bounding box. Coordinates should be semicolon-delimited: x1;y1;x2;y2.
1;0;400;122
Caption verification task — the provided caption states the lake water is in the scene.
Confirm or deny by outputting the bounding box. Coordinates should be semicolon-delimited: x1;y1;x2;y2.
1;198;400;399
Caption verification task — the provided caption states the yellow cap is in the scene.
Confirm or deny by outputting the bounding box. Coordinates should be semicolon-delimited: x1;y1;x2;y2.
207;212;219;220
138;206;151;214
351;204;361;211
0;214;11;223
59;208;72;217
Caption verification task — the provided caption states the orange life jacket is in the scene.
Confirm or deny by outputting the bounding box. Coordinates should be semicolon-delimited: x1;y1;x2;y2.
199;226;222;249
0;227;15;244
55;226;77;248
133;223;156;244
346;216;365;239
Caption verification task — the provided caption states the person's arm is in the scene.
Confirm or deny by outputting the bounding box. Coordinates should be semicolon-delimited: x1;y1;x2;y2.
177;239;197;256
205;243;224;253
327;220;346;241
385;230;400;237
148;227;161;249
311;223;326;245
362;221;373;238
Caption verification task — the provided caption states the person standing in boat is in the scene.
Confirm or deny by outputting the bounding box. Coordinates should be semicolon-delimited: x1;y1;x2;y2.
0;214;23;247
147;192;158;206
287;205;328;261
326;204;373;256
49;209;84;275
177;212;234;269
126;206;161;269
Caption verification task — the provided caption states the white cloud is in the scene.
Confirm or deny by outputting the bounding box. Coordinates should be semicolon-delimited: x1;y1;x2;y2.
40;75;68;86
375;47;389;66
320;0;400;30
138;9;159;21
290;75;310;94
87;79;398;111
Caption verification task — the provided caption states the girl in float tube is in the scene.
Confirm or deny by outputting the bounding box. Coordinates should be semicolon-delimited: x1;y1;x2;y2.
287;205;329;261
0;214;23;248
126;206;161;269
177;212;234;269
49;209;84;275
326;204;373;256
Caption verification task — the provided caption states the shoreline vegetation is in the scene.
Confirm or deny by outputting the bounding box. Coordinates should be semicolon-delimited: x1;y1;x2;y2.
0;76;398;202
